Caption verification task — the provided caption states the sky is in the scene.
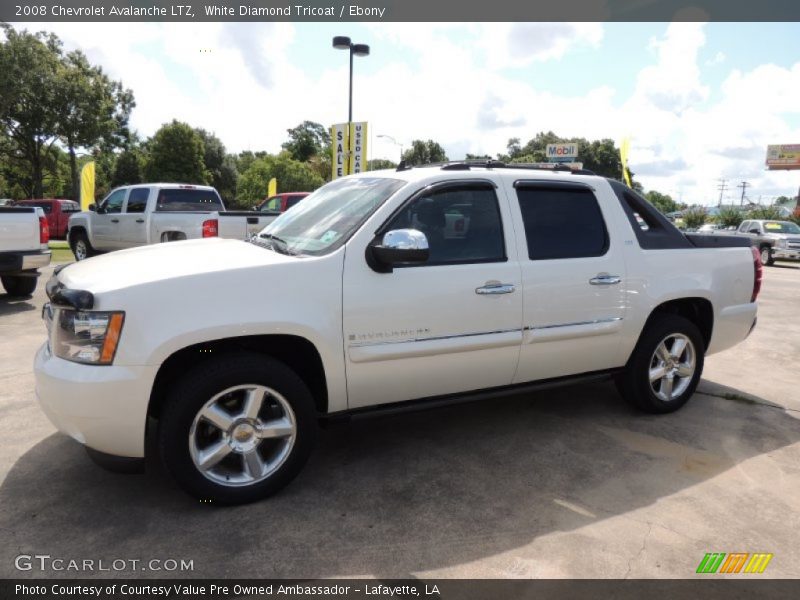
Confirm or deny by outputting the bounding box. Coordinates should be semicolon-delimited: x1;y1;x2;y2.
9;21;800;205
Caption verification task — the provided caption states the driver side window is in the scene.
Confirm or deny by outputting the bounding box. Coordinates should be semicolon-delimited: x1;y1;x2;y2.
102;189;126;214
383;184;506;266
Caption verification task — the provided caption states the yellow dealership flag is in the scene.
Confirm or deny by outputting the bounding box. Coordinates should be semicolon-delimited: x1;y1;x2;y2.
619;138;632;188
80;161;95;211
267;178;277;198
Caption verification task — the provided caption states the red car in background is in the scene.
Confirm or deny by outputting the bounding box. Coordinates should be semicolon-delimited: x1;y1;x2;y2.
13;198;80;239
255;192;310;214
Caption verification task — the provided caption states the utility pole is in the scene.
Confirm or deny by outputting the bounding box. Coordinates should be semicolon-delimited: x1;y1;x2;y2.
737;181;750;207
717;179;727;207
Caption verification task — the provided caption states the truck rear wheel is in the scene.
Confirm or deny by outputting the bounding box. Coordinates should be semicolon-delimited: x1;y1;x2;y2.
1;274;37;297
70;231;96;261
158;353;317;504
617;314;704;414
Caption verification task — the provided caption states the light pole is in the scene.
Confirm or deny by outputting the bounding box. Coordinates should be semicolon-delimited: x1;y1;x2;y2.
377;134;403;163
333;36;370;173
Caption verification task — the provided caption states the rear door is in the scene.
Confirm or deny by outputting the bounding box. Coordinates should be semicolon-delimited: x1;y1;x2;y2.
118;187;151;247
508;179;628;383
92;188;127;250
342;179;523;408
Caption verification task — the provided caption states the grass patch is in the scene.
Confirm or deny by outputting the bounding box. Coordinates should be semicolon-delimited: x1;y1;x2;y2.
51;247;75;263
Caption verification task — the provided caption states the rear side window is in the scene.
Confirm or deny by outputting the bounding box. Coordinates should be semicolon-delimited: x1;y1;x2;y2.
126;188;149;213
22;202;52;214
286;195;305;209
516;186;608;260
155;189;223;212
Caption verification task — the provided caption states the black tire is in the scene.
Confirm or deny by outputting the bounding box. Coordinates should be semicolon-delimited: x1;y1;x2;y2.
759;245;774;267
617;314;705;414
70;230;96;261
158;353;317;505
1;274;38;297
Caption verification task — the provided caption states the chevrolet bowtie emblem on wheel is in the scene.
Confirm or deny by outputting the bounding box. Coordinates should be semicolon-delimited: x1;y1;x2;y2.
696;552;773;574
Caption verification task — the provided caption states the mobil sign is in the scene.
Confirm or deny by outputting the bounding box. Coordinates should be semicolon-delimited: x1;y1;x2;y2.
546;143;579;162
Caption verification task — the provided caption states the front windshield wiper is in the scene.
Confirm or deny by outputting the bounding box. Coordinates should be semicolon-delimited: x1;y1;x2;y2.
255;233;299;256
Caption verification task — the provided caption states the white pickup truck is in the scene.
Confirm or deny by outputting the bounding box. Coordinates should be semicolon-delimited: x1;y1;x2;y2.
35;163;760;504
67;183;274;260
0;206;51;297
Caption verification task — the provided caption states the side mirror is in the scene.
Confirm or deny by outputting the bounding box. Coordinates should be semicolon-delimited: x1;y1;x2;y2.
88;203;96;212
367;229;429;273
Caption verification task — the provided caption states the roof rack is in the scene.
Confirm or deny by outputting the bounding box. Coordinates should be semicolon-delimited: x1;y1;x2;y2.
409;159;594;175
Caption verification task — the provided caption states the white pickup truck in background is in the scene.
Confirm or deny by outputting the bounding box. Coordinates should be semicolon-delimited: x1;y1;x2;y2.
36;163;760;504
0;206;51;297
67;183;274;260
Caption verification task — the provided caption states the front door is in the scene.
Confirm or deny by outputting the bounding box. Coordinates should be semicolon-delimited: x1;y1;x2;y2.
118;187;151;247
93;188;127;250
507;180;628;383
342;181;523;409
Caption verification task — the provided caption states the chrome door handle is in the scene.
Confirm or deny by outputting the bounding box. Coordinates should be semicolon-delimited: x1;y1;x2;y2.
110;219;119;223
136;219;145;223
589;274;621;285
476;283;515;295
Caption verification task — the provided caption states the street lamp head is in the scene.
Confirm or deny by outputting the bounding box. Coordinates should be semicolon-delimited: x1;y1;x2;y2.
352;44;370;57
333;36;352;50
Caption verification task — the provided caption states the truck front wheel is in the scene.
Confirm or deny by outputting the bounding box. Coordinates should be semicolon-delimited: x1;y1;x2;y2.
759;245;774;266
617;314;704;414
158;353;317;504
70;231;97;261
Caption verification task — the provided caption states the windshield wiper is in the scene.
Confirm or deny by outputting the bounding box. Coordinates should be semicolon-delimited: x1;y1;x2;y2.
256;233;298;256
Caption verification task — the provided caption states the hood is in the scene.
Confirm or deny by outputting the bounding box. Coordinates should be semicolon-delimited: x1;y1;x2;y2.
58;238;295;294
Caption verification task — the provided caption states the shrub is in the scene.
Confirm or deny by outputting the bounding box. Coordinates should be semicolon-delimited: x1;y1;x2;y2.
716;206;744;229
747;206;784;221
683;207;707;229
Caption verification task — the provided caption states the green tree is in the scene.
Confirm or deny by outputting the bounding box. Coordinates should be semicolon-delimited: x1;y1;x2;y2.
194;129;238;203
236;154;323;208
0;25;63;198
402;140;448;165
56;50;134;200
747;206;784;221
282;121;330;162
111;149;143;187
683;207;707;229
143;120;209;184
368;158;397;170
644;190;679;215
716;206;744;229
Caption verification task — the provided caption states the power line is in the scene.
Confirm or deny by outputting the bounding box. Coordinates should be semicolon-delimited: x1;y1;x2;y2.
737;181;750;207
717;179;727;207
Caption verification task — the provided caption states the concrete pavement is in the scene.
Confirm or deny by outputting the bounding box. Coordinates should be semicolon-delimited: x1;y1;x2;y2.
1;263;798;579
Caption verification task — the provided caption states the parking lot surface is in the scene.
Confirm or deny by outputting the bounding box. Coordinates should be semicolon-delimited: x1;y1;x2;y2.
1;263;799;579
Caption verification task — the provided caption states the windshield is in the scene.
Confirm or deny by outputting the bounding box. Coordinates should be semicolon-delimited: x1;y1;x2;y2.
256;177;406;256
764;221;800;234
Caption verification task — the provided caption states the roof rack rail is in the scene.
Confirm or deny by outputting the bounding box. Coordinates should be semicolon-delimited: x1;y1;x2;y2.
421;159;594;175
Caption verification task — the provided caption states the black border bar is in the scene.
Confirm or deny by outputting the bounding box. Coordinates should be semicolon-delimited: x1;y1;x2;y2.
3;1;800;22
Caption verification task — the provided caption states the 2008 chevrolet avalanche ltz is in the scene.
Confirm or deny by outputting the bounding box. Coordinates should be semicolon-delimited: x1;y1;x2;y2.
34;163;760;504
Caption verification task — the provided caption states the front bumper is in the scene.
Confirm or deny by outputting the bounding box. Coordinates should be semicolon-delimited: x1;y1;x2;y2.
772;248;800;260
34;343;157;458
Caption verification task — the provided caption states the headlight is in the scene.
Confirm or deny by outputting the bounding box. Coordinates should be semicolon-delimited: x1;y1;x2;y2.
776;239;787;249
51;309;125;365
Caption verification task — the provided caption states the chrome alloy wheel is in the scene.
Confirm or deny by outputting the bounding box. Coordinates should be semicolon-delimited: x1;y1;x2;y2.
189;384;297;487
760;246;770;265
648;333;696;402
74;239;87;260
